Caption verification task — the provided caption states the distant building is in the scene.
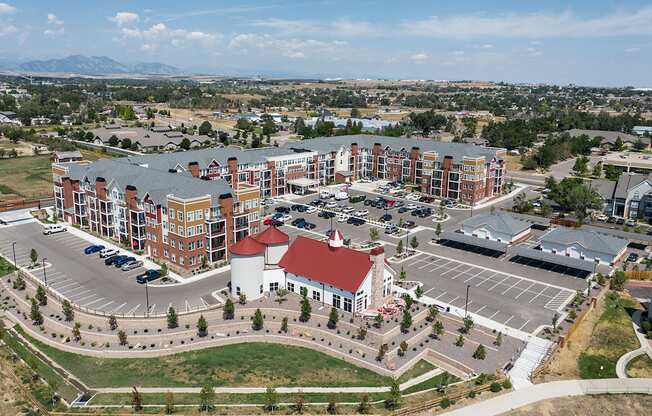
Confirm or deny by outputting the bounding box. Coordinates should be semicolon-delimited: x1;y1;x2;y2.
53;150;83;164
0;111;21;126
565;129;643;150
601;151;652;175
539;228;628;265
597;172;652;220
89;126;210;152
632;126;652;136
30;116;51;126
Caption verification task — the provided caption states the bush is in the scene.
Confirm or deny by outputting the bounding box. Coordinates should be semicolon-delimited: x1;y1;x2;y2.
502;379;512;389
440;397;452;409
490;382;502;393
642;320;652;333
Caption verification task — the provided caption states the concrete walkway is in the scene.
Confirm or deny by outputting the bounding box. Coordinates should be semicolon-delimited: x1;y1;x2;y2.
616;309;652;378
442;378;652;416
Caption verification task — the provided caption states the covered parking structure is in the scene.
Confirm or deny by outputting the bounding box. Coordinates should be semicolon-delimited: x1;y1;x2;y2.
287;178;319;195
439;231;508;258
509;246;598;278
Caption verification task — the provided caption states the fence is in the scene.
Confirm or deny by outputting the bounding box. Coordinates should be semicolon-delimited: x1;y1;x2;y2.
0;197;54;213
550;217;581;228
624;270;652;280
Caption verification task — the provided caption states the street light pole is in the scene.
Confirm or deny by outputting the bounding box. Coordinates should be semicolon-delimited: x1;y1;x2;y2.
145;280;150;317
464;284;470;319
42;257;48;286
11;242;17;270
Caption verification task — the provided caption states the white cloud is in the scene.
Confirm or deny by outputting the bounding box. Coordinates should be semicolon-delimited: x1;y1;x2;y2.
110;12;140;26
251;17;379;37
410;53;429;62
228;33;347;59
113;19;219;51
452;50;465;56
0;2;15;14
521;47;543;57
331;18;379;37
402;7;652;38
0;23;16;36
44;13;64;36
625;47;640;53
479;43;494;49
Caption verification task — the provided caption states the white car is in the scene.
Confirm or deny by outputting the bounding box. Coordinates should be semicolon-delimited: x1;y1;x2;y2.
625;219;637;227
405;193;421;201
276;214;292;223
99;247;119;258
42;224;67;235
325;201;338;209
320;191;333;199
406;203;418;210
595;214;608;222
355;210;369;217
342;206;355;213
337;214;349;223
306;206;317;214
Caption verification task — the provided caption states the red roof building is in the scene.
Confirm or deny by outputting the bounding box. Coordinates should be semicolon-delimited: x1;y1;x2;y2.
278;235;372;293
229;235;266;256
253;226;290;245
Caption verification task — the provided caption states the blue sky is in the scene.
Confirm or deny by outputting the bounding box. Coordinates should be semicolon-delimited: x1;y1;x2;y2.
1;1;651;86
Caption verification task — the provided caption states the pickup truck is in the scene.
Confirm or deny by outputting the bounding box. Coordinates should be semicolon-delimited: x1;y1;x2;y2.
136;269;161;284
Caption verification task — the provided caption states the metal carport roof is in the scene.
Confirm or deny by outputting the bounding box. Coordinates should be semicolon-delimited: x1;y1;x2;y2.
511;246;597;272
440;231;508;253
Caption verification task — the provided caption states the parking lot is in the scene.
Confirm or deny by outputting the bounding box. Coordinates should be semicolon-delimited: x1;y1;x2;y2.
0;221;229;317
399;252;577;333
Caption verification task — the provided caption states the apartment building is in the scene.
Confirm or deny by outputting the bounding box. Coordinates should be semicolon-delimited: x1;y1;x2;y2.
52;159;258;275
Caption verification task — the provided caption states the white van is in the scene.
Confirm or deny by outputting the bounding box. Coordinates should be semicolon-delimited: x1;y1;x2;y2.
42;224;67;235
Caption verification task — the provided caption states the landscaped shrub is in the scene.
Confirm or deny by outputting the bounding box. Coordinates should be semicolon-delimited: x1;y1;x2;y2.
490;382;502;392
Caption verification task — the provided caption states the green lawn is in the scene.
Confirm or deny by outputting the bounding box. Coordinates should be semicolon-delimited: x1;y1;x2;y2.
626;354;652;378
578;292;641;379
396;360;436;384
402;372;459;395
0;256;15;277
14;326;391;388
0;154;54;199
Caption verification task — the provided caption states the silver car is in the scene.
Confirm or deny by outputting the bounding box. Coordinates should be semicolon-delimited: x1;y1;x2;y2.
121;260;143;271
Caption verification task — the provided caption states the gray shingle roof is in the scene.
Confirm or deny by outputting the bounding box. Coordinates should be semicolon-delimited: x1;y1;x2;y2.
565;129;639;144
539;228;628;256
614;173;651;199
462;213;531;236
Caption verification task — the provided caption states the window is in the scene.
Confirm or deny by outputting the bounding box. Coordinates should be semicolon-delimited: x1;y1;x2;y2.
287;282;295;292
196;209;203;220
178;241;184;250
312;290;321;302
344;298;352;313
179;256;184;265
170;239;176;248
197;239;204;248
187;211;194;222
236;286;241;295
269;282;279;292
187;226;194;237
178;226;185;236
169;208;175;218
196;224;203;234
188;241;195;250
177;211;183;221
170;223;176;233
332;294;341;309
259;284;263;294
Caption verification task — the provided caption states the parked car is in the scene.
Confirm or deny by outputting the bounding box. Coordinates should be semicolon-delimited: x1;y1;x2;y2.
627;252;639;262
380;214;392;222
337;214;349;223
99;247;119;258
306;206;317;214
334;192;349;201
291;204;307;212
136;269;161;284
385;224;398;234
595;214;608;222
349;195;366;204
104;255;121;266
342;206;355;213
406;203;418;210
318;211;335;219
398;207;410;214
291;218;306;227
273;214;292;223
121;260;144;271
404;220;417;229
355;209;369;217
84;245;105;255
42;224;67;235
625;219;637;227
114;256;135;267
320;191;332;199
275;206;290;214
264;218;283;227
347;217;365;226
616;217;625;225
325;201;338;209
301;222;316;230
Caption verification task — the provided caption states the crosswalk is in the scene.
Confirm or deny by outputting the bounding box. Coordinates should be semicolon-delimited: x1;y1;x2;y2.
544;290;574;312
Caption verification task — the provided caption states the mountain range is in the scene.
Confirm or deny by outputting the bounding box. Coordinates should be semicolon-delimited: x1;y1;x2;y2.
13;55;184;75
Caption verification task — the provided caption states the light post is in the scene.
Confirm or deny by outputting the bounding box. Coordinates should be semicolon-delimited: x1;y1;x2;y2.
11;241;17;270
145;280;150;317
464;284;470;319
42;257;48;286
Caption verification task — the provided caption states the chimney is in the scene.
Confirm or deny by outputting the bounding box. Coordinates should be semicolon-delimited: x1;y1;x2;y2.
124;185;138;210
228;157;238;187
188;161;200;178
95;177;107;200
369;246;386;310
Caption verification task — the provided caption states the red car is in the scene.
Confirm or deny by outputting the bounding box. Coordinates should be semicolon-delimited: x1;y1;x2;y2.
263;218;283;226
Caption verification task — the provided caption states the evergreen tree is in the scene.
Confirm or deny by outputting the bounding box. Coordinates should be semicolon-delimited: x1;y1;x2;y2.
327;307;338;329
326;394;337;414
433;320;444;339
385;379;401;409
62;299;74;321
167;306;178;328
396;240;404;255
164;391;175;414
455;334;465;347
199;384;214;412
35;285;47;306
108;314;118;331
223;298;235;320
299;295;311;322
30;298;43;325
281;316;288;333
400;309;412;333
473;344;487;360
358;394;371;414
197;314;208;337
118;330;128;345
132;386;142;411
72;322;82;341
264;387;278;411
252;308;264;330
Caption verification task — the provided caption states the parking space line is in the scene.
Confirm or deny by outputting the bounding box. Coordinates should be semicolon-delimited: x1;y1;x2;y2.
488;311;500;319
96;300;115;310
514;282;536;300
83;297;105;307
528;289;547;304
487;275;510;290
75;293;99;303
126;304;141;315
434;291;448;300
185;299;191;312
519;319;531;330
503;315;514;325
427;261;453;273
52;281;78;291
63;288;91;297
500;280;521;295
474;305;487;314
439;264;464;277
112;302;127;313
450;266;475;280
464;270;485;283
149;304;156;315
448;295;459;304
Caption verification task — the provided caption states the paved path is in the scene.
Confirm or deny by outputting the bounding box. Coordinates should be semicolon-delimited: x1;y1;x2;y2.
616;309;652;378
442;378;652;416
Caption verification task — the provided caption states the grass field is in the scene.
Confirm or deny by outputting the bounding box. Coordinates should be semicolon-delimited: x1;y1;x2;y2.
0;256;14;277
396;360;435;384
0;148;110;199
14;326;390;388
578;292;641;379
626;354;652;378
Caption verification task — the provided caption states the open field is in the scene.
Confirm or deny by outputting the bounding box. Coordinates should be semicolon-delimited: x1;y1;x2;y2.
13;326;391;388
502;394;652;416
626;354;652;378
0;148;109;200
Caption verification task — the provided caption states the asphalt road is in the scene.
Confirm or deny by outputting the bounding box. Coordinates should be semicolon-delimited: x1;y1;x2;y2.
0;221;229;317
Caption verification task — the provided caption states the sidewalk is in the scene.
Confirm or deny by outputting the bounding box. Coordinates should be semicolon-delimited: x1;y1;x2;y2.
442;378;652;416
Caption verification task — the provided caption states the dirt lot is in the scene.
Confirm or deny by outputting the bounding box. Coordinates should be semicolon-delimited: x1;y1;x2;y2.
501;394;652;416
0;346;33;415
0;138;37;156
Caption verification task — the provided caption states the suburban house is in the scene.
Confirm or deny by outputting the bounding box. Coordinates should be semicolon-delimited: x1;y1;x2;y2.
90;125;212;152
230;227;395;314
565;129;642;150
0;111;21;125
632;126;652;136
538;228;628;265
594;172;652;220
53;150;83;164
460;213;532;244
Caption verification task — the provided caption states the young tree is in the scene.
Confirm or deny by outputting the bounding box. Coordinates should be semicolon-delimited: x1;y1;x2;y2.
164;391;175;415
35;285;47;306
455;334;465;347
327;307;339;329
72;322;82;341
132;386;142;411
400;309;413;333
376;343;388;361
473;344;487;360
396;239;404;256
369;227;379;243
292;393;305;414
326;393;337;414
435;222;442;240
357;325;367;340
30;299;43;325
402;293;413;309
462;316;474;334
30;248;38;266
399;266;407;281
358;393;371;414
108;314;118;331
197;314;208;337
494;331;503;347
252;308;264;330
398;341;408;357
374;313;384;328
167;306;178;328
118;330;128;346
385;379;402;410
199;384;214;412
160;263;168;277
239;293;247;305
264;387;278;412
299;295;311;322
427;305;439;322
223;298;235;320
551;313;560;330
415;285;424;298
61;299;74;321
433;320;444;339
281;316;288;333
410;236;419;251
12;274;25;290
